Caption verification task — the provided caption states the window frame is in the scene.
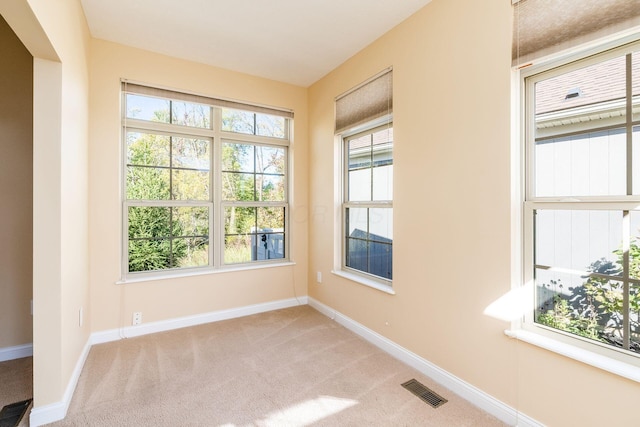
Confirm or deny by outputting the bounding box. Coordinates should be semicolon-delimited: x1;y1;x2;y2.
340;120;394;288
516;37;640;374
121;86;292;281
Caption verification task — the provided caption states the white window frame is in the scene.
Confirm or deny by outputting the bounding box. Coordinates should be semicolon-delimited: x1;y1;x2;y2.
510;34;640;381
337;119;393;292
121;84;292;281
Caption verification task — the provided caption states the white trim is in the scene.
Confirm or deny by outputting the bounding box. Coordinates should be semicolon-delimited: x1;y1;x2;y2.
91;296;307;344
117;261;296;284
308;298;542;427
29;339;91;427
331;269;395;295
0;344;33;362
504;329;640;383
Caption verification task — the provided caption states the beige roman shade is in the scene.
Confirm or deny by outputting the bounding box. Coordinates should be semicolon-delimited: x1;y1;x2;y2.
512;0;640;66
335;68;393;134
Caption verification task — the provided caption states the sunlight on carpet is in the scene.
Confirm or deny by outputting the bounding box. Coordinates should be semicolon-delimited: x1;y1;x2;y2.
218;395;358;427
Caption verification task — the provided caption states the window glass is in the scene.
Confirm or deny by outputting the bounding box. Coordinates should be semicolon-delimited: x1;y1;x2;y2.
222;108;287;138
344;125;393;283
126;94;170;123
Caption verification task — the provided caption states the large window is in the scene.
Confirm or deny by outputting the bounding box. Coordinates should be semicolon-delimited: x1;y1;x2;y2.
122;84;291;277
523;42;640;357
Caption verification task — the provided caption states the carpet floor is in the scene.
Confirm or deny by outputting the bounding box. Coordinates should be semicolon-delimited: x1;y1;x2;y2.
48;305;507;426
0;356;32;427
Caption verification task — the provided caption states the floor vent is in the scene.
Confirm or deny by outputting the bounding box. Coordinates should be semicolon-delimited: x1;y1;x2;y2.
401;379;447;408
0;398;32;427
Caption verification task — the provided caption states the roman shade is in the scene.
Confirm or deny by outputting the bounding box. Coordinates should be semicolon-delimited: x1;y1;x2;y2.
335;68;393;134
512;0;640;66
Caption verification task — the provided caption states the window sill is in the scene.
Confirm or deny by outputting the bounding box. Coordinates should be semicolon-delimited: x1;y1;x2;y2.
504;328;640;383
117;261;296;284
331;270;395;295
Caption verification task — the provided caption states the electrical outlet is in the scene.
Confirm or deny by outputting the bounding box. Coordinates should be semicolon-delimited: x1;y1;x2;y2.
79;307;83;327
317;271;322;283
132;311;142;325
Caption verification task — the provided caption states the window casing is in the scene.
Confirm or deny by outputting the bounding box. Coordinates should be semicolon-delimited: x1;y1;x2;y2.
122;85;291;278
522;41;640;361
342;123;393;283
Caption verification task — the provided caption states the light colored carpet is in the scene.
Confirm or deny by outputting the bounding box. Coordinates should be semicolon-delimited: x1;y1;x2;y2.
49;305;506;426
0;356;32;427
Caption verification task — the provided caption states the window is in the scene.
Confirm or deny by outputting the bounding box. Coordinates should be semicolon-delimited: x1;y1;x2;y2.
335;68;393;285
122;84;291;277
343;126;393;281
523;42;640;357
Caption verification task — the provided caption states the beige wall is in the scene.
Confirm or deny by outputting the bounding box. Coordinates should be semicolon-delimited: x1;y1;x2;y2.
0;14;33;350
308;0;639;425
2;0;92;408
88;39;309;333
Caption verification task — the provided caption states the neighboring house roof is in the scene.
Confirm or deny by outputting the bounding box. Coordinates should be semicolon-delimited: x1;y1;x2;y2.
534;53;640;138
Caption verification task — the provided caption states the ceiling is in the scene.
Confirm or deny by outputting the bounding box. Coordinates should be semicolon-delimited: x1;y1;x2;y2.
80;0;431;87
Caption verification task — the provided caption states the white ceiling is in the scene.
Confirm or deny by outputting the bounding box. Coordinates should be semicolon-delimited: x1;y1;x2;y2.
80;0;431;87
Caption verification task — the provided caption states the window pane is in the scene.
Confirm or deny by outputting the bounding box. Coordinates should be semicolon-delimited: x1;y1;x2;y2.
256;146;285;174
633;51;640;123
346;207;392;279
535;269;614;343
534;55;627;138
128;206;171;239
222;143;254;172
225;235;252;264
369;208;393;242
222;108;255;134
172;170;210;200
257;207;285;231
254;232;285;260
632;127;640;195
222;172;255;201
171;101;211;128
535;210;622;274
631;283;640;353
372;164;393;201
349;134;372;169
172;137;210;170
224;207;256;234
256;113;286;138
126;94;170;123
369;241;392;279
128;239;172;272
346;237;367;271
126;166;170;200
257;175;285;201
173;237;208;268
629;211;640;280
347;208;368;237
127;132;170;167
348;169;371;201
534;129;626;197
174;207;209;237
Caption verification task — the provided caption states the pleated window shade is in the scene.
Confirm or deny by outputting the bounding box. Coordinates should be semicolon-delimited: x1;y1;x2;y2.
335;69;392;134
122;82;293;118
512;0;640;66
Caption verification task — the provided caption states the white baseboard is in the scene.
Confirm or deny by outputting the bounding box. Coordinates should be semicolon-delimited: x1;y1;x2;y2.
307;297;542;427
29;338;91;427
0;343;33;362
91;296;308;345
